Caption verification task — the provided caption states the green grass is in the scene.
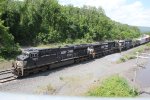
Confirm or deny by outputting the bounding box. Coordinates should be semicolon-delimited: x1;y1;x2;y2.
0;56;5;62
146;42;150;48
0;55;15;63
117;54;136;63
117;43;150;63
59;76;64;80
87;75;138;97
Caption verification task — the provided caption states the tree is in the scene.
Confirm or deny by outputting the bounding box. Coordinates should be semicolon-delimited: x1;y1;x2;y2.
0;0;141;45
0;20;19;58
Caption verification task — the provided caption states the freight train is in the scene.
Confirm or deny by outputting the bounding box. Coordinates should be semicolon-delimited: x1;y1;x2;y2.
12;35;150;77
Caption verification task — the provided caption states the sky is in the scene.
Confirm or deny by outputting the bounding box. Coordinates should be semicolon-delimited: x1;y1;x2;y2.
58;0;150;27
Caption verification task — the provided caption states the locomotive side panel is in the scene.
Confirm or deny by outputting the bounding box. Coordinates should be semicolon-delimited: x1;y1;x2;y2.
37;49;59;67
125;40;133;49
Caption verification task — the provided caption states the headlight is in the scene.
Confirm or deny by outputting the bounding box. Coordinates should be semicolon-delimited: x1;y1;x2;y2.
16;61;24;67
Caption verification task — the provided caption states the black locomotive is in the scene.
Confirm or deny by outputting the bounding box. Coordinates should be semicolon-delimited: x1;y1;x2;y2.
12;35;150;77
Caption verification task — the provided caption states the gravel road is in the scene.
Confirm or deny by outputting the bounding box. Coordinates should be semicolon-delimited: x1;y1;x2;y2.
0;46;148;96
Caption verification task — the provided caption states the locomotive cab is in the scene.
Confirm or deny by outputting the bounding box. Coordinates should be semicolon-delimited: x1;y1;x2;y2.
12;48;39;77
12;53;28;77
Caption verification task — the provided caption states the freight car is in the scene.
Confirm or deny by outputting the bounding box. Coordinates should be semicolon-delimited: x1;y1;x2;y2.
12;35;150;78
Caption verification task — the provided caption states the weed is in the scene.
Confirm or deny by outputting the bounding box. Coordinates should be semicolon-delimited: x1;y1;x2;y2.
36;84;56;95
0;56;4;62
87;75;138;97
59;77;64;80
117;43;150;63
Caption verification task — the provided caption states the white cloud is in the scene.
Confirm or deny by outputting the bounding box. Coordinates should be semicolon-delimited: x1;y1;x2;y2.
58;0;150;27
108;1;150;27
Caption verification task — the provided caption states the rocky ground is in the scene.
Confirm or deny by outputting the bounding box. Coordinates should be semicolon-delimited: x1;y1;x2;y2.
0;46;150;97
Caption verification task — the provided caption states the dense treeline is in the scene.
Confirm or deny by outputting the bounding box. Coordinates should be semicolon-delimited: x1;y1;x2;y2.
0;0;20;59
145;32;150;35
0;0;140;58
0;19;20;58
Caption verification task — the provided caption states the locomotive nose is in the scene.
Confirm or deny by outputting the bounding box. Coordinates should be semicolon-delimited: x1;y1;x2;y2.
12;61;23;77
12;61;18;69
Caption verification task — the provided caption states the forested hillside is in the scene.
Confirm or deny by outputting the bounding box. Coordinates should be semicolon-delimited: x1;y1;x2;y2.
0;0;141;58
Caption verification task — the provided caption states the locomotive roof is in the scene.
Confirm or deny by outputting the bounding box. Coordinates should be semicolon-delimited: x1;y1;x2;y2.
65;44;92;48
23;46;75;53
24;48;39;51
22;48;39;54
17;55;28;61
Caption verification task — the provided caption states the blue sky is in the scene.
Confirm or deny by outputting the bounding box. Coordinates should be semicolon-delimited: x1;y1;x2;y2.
58;0;150;27
127;0;150;8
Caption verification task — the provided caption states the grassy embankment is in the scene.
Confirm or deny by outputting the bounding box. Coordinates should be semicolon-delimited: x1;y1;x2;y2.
36;39;92;48
0;51;17;69
0;53;17;70
0;55;14;70
87;75;138;97
117;43;150;63
0;56;4;62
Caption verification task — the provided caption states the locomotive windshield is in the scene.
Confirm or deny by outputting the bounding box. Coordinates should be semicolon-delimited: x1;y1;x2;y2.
22;52;29;56
16;51;30;61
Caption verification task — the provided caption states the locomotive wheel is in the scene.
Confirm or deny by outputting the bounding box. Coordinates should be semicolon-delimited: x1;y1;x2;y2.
75;59;80;63
23;72;29;76
41;67;47;72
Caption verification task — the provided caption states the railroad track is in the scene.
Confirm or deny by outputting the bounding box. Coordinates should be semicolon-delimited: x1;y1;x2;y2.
0;76;16;83
0;69;12;75
0;69;16;83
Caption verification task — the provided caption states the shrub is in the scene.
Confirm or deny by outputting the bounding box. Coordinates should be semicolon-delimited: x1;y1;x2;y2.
0;20;20;59
87;75;138;97
36;84;56;95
